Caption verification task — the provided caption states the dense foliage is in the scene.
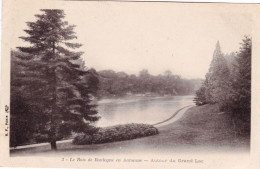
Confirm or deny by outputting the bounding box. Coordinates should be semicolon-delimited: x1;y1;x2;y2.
10;10;99;149
72;123;159;145
194;37;251;135
98;69;202;97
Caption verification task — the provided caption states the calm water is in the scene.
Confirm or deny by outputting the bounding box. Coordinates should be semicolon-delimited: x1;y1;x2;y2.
96;95;194;127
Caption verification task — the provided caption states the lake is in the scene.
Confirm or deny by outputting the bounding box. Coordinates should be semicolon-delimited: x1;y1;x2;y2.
96;95;195;127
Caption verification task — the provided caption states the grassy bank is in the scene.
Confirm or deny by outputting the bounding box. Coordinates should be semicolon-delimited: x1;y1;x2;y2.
11;104;249;156
156;104;250;148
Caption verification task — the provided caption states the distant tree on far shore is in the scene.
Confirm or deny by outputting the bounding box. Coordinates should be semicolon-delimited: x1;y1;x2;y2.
97;69;200;97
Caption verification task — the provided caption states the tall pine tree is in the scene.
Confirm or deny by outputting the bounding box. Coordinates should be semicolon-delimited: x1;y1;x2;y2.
205;41;230;104
12;9;99;149
194;41;230;106
229;36;251;134
11;50;37;147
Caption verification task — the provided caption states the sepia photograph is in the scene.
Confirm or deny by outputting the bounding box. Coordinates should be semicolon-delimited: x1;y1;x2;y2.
1;0;260;168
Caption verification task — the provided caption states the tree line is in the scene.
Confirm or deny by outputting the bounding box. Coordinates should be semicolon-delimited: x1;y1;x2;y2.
194;37;251;136
97;69;202;97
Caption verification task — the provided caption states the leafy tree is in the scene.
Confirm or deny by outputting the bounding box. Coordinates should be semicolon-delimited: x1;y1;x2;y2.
164;70;172;77
12;9;99;149
138;69;152;93
193;83;207;106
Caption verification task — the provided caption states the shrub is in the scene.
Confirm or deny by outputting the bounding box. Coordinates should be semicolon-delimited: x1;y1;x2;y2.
72;123;159;145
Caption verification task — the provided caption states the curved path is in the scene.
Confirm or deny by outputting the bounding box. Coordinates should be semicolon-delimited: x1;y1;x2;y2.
153;105;194;127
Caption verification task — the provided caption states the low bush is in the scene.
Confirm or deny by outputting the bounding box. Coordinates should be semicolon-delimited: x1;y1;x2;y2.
73;123;159;145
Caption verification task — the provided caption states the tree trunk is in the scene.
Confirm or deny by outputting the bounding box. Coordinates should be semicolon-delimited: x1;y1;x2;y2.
51;141;57;150
50;41;57;151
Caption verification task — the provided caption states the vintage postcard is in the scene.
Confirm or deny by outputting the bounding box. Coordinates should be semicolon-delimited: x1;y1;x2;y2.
1;0;260;168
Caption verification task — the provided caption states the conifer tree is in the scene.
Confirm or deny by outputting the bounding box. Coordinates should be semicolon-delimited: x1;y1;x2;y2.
13;9;99;149
194;41;230;106
205;41;230;104
229;36;251;133
10;51;37;147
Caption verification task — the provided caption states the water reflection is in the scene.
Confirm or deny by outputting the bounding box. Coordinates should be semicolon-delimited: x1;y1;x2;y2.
96;95;194;127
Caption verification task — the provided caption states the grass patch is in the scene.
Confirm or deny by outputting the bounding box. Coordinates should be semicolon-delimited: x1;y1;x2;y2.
72;123;159;145
157;104;250;147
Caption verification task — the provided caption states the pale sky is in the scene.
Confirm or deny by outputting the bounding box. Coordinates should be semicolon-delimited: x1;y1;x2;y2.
8;1;252;79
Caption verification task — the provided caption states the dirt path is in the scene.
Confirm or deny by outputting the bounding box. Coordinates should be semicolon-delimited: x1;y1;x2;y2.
153;105;194;127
